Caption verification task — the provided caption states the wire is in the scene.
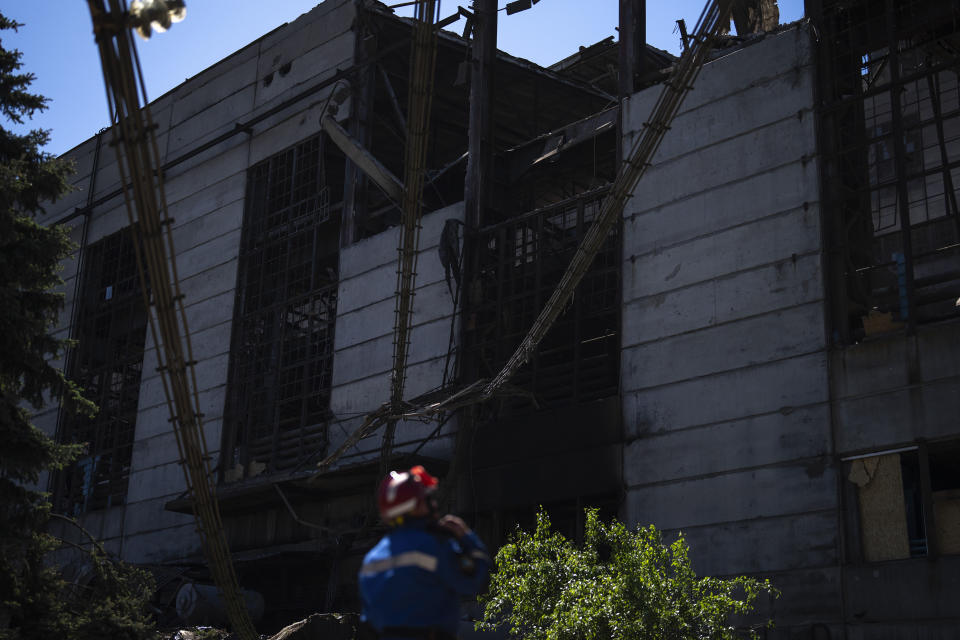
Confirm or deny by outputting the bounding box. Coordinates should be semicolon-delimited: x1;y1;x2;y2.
86;2;256;638
316;0;739;478
382;0;441;470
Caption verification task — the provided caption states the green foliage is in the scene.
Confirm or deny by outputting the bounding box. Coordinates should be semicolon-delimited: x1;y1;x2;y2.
55;521;157;640
478;509;778;640
0;12;156;640
2;517;158;640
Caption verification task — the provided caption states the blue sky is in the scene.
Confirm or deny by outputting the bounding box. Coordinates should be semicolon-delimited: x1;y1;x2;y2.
5;1;803;157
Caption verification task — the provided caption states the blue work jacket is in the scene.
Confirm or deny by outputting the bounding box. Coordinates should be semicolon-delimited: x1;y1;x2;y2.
359;518;490;638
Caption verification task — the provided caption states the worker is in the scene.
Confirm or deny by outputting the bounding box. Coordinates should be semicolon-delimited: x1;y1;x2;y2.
358;465;490;640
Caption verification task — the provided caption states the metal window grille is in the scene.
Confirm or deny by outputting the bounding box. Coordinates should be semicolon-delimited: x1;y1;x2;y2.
55;227;148;515
815;0;960;341
467;187;620;412
225;135;338;477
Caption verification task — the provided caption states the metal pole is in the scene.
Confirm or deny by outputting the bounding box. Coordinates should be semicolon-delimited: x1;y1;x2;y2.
464;0;497;229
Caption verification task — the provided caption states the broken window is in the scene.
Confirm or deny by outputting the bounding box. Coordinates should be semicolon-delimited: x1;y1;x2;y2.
467;188;620;413
815;0;960;342
54;227;148;515
223;135;341;480
846;441;960;562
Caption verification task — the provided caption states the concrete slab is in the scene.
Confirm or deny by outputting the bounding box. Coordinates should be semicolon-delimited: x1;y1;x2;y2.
622;301;825;389
627;70;814;167
259;0;354;53
177;257;240;307
669;510;837;576
123;495;194;536
624;28;813;134
255;18;356;104
86;201;131;246
166;84;257;157
137;351;230;409
622;252;823;344
624;404;831;486
135;385;227;441
174;227;243;281
163;141;250;206
332;317;454;386
125;460;188;504
633;117;816;212
624;352;829;436
168;52;258;128
168;183;245;249
624;205;821;300
623;162;819;257
121;523;200;563
247;104;327;167
626;462;836;530
919;324;960;381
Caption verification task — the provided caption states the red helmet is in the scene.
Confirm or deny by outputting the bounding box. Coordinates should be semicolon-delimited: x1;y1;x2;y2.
377;465;439;522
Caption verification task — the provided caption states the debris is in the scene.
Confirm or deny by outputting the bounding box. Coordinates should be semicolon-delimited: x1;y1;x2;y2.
268;613;359;640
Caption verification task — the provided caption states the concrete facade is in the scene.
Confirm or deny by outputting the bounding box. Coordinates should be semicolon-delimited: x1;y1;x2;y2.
32;2;960;636
37;0;358;564
620;29;840;630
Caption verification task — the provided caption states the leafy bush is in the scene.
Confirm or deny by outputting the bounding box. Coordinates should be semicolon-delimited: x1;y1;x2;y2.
478;509;778;640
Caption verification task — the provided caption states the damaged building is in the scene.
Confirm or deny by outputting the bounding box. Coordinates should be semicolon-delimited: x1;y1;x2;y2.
32;0;960;637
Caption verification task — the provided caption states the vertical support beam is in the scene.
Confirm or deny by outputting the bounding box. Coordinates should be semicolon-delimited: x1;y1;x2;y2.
341;5;376;247
807;0;852;345
453;0;497;512
460;0;497;359
464;0;497;230
886;0;916;332
926;72;960;238
618;0;645;99
918;441;937;559
618;0;645;165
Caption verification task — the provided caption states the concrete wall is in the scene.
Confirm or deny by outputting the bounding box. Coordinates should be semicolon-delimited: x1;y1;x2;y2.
830;323;960;454
619;27;839;632
831;319;960;633
35;0;357;564
329;203;465;466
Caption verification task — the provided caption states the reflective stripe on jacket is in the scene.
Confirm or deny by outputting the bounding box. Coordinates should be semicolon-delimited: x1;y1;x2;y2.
359;518;490;638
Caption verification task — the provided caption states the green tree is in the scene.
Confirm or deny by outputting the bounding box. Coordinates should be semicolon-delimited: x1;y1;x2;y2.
478;509;778;640
0;13;155;640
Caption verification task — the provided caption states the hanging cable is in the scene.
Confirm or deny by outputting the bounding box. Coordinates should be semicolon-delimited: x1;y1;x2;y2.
86;2;256;638
382;0;440;470
315;0;737;475
482;0;736;397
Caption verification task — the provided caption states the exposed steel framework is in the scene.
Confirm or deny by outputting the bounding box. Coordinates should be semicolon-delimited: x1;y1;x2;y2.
224;134;339;476
317;0;737;472
812;0;960;343
482;0;736;396
55;228;147;515
468;187;621;413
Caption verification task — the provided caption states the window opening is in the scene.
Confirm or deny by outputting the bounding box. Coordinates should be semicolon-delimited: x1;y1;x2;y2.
846;441;960;562
54;227;148;515
466;187;620;415
817;0;960;341
224;134;342;479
